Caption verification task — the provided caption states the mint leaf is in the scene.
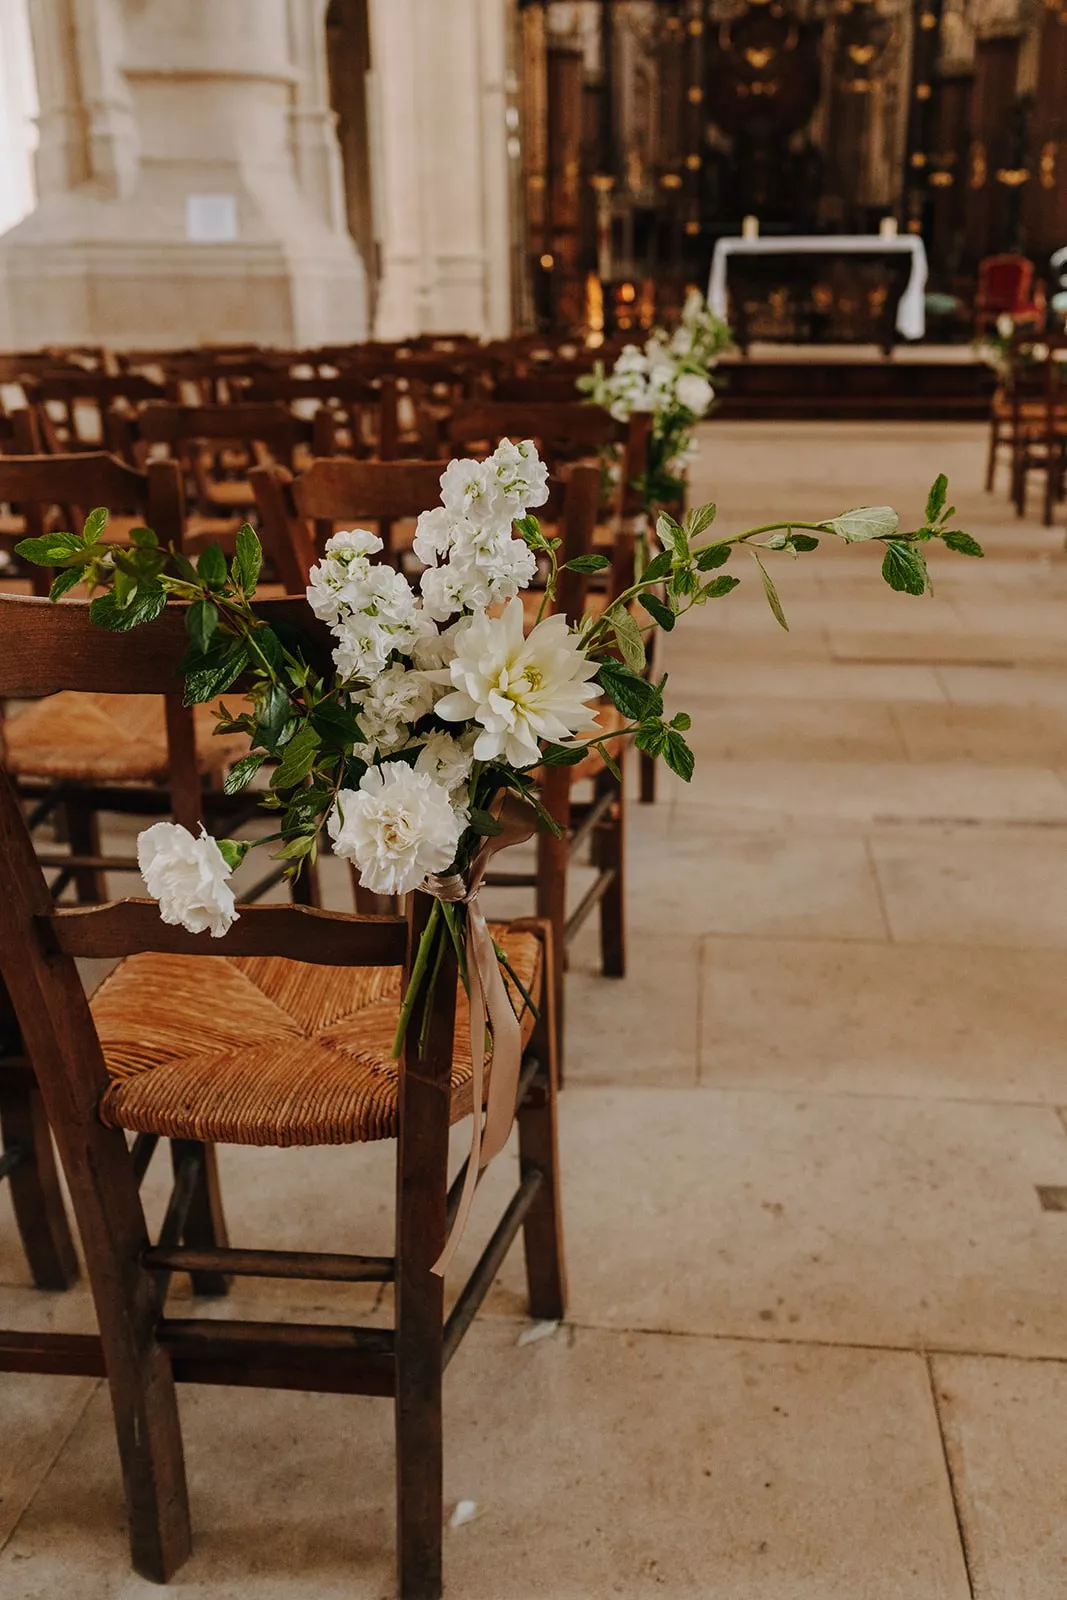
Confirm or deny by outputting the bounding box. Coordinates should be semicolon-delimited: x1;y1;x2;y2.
640;592;675;632
233;524;262;594
186;597;218;656
925;474;948;525
48;568;83;602
270;723;322;790
89;584;167;632
562;553;611;573
941;530;984;558
881;540;929;595
826;506;899;543
196;543;227;588
223;751;267;795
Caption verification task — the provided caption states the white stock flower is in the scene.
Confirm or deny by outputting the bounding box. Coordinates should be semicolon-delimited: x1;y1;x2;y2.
434;596;602;768
439;457;512;528
488;437;550;511
675;372;714;416
355;662;436;756
137;822;238;938
414;729;475;794
308;531;432;683
327;764;461;897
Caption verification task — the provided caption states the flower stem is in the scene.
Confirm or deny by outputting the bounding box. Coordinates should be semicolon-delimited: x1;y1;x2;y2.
391;898;443;1059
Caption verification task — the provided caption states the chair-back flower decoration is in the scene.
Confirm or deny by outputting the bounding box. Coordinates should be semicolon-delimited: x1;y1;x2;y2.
578;289;733;506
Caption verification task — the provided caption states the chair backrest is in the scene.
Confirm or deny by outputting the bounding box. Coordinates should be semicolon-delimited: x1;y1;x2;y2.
134;401;324;460
23;373;169;458
447;400;622;465
0;592;419;1257
977;254;1035;312
244;372;396;459
251;457;447;584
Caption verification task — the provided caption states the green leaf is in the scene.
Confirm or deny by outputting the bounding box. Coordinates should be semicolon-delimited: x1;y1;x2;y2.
184;640;250;705
640;592;676;632
310;696;364;748
751;551;788;630
48;568;83;602
597;659;661;720
562;553;611;573
468;806;505;837
14;532;85;566
272;832;317;862
825;506;900;543
702;574;741;599
540;742;588;766
925;474;948;525
255;682;291;753
696;542;731;571
635;721;668;758
663;729;695;782
881;539;929;596
656;513;688;560
129;525;158;548
607;604;647;672
684;502;717;540
249;623;283;674
170;550;200;584
196;542;228;588
186;597;218;656
233;524;262;594
595;740;622;781
223;751;267;796
670;712;691;731
270;723;322;790
941;530;984;559
88;584;167;632
790;534;820;552
81;507;109;544
641;550;672;583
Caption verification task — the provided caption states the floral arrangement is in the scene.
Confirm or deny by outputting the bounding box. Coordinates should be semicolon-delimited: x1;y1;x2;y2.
577;288;733;506
17;448;980;1187
974;312;1049;380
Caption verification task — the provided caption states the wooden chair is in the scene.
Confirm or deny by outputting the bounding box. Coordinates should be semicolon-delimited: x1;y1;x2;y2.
0;452;273;905
22;372;168;460
1008;336;1067;525
0;590;563;1600
244;371;400;460
126;400;334;534
250;454;446;578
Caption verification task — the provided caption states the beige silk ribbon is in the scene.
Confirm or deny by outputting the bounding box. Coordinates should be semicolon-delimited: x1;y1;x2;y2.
422;797;536;1277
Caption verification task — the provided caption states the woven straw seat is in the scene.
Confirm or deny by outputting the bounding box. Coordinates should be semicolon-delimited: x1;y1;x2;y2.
4;693;249;783
92;924;542;1146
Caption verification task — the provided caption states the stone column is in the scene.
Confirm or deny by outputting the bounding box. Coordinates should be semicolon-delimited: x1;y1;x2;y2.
368;0;512;339
0;0;367;349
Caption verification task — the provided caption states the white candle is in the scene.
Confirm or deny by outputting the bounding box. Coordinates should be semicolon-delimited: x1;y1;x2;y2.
879;216;899;238
742;215;759;240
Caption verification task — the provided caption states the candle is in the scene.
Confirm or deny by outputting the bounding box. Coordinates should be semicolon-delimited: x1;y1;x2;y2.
742;215;759;240
879;216;899;238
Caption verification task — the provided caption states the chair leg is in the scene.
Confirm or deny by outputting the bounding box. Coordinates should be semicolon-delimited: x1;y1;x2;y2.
65;799;108;905
536;769;571;1062
985;418;999;492
638;749;656;803
170;1139;230;1297
516;927;567;1322
594;767;626;979
394;1066;449;1599
0;1077;79;1290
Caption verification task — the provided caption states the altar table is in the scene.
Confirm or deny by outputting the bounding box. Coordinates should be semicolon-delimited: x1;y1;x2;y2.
708;234;929;342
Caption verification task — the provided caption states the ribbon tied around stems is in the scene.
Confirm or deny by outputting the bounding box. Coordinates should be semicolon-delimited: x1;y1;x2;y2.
420;797;537;1277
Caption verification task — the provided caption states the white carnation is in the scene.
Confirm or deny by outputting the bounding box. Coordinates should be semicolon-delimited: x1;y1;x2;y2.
414;729;475;794
675;372;714;416
137;822;238;938
327;764;462;897
434;595;602;768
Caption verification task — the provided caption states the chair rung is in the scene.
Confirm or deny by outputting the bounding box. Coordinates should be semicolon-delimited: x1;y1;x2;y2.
443;1168;544;1368
564;867;617;946
568;787;617;856
481;870;537;888
158;1318;396;1396
143;1245;395;1284
0;1330;105;1378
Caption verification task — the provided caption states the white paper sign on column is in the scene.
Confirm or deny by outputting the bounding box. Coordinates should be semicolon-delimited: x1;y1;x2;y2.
185;194;239;243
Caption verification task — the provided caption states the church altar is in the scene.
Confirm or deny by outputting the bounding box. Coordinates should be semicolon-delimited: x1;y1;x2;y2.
708;235;929;343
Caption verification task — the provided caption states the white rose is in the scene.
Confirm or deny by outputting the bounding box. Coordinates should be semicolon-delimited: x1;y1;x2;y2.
327;764;462;897
674;372;714;416
434;595;602;768
137;822;238;938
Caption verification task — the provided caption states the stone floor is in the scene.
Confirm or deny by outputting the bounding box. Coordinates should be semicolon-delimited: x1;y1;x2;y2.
3;420;1067;1597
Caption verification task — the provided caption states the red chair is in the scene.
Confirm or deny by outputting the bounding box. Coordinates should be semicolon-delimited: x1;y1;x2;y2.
974;254;1046;339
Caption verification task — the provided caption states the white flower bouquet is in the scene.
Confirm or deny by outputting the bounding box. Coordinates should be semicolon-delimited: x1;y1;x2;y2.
578;289;733;506
18;445;981;1075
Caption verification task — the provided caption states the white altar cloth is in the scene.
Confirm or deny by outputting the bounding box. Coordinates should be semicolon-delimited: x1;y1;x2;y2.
708;234;929;341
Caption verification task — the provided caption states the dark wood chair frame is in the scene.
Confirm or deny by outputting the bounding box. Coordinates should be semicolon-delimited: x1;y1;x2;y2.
1009;336;1067;526
0;591;565;1600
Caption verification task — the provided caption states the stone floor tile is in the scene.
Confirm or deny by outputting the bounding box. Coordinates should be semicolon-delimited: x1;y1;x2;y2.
0;1325;969;1600
472;1088;1067;1357
891;702;1067;767
937;665;1067;709
868;825;1067;946
829;628;1067;667
698;935;1067;1103
0;1374;96;1551
931;1352;1067;1600
565;930;699;1085
658;696;908;764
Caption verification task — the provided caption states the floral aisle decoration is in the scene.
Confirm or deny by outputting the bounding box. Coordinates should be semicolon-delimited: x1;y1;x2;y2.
18;443;981;1268
974;312;1049;380
577;287;733;508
